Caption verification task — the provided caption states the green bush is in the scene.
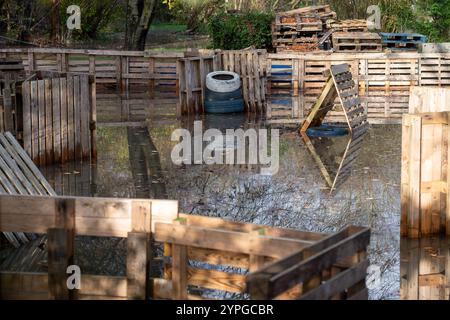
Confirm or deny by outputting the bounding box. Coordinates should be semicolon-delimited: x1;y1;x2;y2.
208;11;274;50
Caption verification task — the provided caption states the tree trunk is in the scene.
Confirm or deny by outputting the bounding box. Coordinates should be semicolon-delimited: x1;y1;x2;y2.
50;0;61;45
126;0;157;51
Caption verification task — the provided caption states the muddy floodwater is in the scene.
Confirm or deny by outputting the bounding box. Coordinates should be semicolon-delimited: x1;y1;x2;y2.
0;93;401;300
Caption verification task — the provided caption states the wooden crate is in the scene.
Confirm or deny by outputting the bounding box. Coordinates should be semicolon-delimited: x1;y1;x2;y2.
401;88;450;238
0;193;370;300
333;32;383;53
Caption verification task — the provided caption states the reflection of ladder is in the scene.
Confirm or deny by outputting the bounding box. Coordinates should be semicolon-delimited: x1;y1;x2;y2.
300;63;369;192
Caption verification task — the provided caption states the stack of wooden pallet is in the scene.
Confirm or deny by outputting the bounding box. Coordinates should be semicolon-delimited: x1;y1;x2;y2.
272;5;336;52
332;32;382;52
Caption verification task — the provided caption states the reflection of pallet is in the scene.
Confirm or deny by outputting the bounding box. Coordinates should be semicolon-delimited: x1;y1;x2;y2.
327;19;368;32
333;32;382;52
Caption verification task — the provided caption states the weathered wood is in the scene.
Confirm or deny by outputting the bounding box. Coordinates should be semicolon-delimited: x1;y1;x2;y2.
47;198;76;300
246;226;370;299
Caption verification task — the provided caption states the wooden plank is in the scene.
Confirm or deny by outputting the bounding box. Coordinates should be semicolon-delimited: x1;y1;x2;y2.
4;132;57;195
187;267;246;293
408;115;422;238
37;80;46;165
299;260;369;300
67;76;74;161
52;78;61;163
127;232;150;299
80;75;90;158
22;81;32;155
44;79;53;164
155;223;313;259
0;194;176;237
172;243;188;299
247;226;369;299
188;247;250;269
60;78;68;163
73;76;81;159
48;198;76;300
0;134;47;195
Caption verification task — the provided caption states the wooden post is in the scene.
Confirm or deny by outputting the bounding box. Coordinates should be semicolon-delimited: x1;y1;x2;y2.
89;75;97;163
171;218;188;300
48;198;76;300
447;119;450;236
409;115;422;238
127;201;152;300
249;229;266;273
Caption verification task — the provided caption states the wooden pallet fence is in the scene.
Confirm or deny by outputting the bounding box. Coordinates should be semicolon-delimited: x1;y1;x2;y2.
20;72;96;165
0;194;178;300
247;226;371;300
333;32;383;53
401;237;450;300
0;193;370;300
266;52;450;125
177;56;216;116
401;87;450;238
0;80;19;134
152;214;327;300
0;48;183;94
220;50;268;113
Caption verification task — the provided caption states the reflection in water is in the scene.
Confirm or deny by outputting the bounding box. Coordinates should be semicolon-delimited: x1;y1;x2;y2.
0;93;401;299
401;237;450;300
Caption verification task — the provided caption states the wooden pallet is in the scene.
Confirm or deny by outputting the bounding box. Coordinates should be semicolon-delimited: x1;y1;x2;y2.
333;32;382;52
300;64;369;192
0;132;57;249
401;87;450;238
327;19;369;32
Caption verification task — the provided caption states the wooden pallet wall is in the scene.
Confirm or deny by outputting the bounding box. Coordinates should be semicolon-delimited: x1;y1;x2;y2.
401;87;450;238
0;49;182;93
267;53;450;125
220;50;268;113
20;74;96;165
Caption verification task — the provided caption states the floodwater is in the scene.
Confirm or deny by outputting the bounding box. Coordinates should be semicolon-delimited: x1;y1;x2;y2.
0;92;401;300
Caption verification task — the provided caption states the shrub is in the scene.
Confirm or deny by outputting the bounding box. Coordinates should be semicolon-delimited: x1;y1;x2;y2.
208;11;274;50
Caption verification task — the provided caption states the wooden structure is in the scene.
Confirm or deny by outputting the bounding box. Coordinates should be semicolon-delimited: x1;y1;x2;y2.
401;87;450;238
0;193;371;300
20;72;97;165
267;52;450;125
0;48;182;93
272;5;336;53
0;132;57;248
300;64;369;136
299;64;368;192
177;55;217;116
327;20;368;33
178;50;267;115
381;33;427;52
401;237;450;300
332;32;382;53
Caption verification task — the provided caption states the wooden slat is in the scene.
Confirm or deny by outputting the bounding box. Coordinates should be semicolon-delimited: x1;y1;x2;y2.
155;223;313;259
